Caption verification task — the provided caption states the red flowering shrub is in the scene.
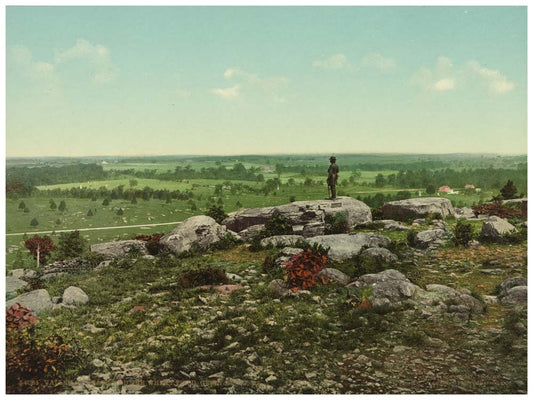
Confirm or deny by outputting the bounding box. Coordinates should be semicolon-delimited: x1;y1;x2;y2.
24;235;56;265
283;248;327;292
6;303;73;394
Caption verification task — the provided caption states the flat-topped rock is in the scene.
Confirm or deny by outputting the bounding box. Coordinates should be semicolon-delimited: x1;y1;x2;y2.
307;233;390;260
90;240;149;260
222;197;371;237
381;197;456;220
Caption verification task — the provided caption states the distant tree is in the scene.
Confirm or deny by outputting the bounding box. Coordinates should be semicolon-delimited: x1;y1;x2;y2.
129;179;138;187
426;184;436;195
206;205;228;224
289;196;296;203
500;180;518;200
56;230;87;260
217;197;224;205
131;196;137;204
30;218;39;227
18;201;26;210
375;174;386;188
87;209;94;217
24;235;56;266
165;195;172;204
102;198;110;206
55;218;61;225
58;200;67;212
236;200;243;208
23;207;30;213
395;191;412;201
116;208;124;216
256;174;265;182
190;202;197;211
49;199;57;210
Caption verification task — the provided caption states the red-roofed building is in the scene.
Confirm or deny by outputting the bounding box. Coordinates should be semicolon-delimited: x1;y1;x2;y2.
438;185;451;193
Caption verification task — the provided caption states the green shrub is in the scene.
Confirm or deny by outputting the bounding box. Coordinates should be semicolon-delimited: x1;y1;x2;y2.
178;267;229;288
206;205;228;224
325;213;350;234
407;230;417;247
453;220;474;247
56;231;87;260
263;212;293;237
209;233;242;251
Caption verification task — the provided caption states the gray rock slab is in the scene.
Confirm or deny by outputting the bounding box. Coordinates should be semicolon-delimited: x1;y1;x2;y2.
6;289;53;315
6;276;29;294
307;233;390;260
481;216;517;239
381;197;456;220
159;215;227;255
318;268;351;286
360;247;398;263
260;235;305;248
91;240;149;260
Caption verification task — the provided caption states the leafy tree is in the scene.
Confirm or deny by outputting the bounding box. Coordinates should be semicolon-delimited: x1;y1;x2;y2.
116;208;124;216
55;218;62;225
102;198;110;206
206;205;228;224
49;199;57;210
375;174;386;188
56;230;87;260
18;201;26;210
426;184;436;195
129;179;138;187
24;235;56;266
58;200;66;212
500;180;518;200
30;218;39;227
453;220;474;247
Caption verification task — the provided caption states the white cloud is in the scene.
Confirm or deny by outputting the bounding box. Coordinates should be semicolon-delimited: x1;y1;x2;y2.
54;39;119;84
467;60;516;94
433;78;455;91
8;45;59;94
410;56;456;93
312;54;348;70
212;84;241;99
361;52;396;72
411;57;516;95
215;68;288;102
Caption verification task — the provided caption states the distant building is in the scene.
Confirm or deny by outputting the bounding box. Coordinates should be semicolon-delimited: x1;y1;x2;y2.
464;184;475;189
438;185;451;193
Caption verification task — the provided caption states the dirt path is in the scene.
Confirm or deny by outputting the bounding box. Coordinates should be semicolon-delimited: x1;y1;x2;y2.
5;221;182;237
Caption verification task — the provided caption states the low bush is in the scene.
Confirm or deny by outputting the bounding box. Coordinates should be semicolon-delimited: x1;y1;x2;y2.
206;205;228;224
263;212;292;237
6;304;74;394
325;213;350;234
453;220;474;247
209;233;242;251
283;247;327;292
178;267;229;288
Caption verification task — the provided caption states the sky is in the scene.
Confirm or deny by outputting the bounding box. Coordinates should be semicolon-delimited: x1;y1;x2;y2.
5;5;528;157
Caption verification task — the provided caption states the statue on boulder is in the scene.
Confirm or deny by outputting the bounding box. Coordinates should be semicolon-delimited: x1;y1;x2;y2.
327;156;339;199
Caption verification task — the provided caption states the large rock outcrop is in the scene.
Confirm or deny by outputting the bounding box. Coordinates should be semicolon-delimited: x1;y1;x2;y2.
307;233;391;260
90;240;149;260
381;198;455;220
480;216;517;240
159;215;228;255
222;197;371;238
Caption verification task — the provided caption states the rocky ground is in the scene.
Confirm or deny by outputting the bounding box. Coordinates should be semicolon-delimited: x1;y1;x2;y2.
6;198;528;394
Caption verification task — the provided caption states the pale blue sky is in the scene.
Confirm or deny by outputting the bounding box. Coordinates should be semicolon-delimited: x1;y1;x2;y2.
6;6;527;157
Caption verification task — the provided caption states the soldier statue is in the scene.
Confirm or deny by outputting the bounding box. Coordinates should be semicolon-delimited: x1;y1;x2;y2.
327;156;339;199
